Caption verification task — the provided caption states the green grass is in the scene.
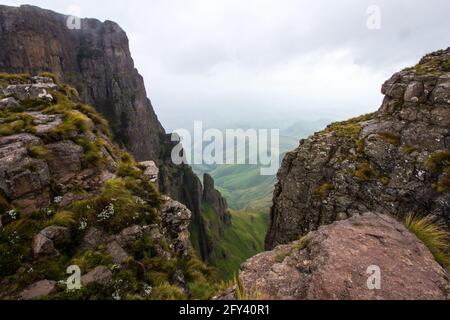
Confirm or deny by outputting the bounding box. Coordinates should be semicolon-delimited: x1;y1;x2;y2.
404;214;450;269
208;210;269;280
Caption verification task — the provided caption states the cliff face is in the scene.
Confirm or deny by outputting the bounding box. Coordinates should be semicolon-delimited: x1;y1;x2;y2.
0;4;222;260
203;174;231;225
267;48;450;249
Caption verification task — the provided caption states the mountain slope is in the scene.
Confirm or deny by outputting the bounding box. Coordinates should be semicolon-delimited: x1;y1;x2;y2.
0;75;216;300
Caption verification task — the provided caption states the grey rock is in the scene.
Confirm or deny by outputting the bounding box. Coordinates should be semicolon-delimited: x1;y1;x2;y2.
81;266;113;286
32;233;58;257
80;227;108;251
106;241;129;264
20;280;56;300
240;213;449;300
0;97;19;110
40;226;69;242
139;161;159;182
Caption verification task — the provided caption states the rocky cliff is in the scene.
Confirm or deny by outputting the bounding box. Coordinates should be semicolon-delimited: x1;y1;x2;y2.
0;75;216;299
266;48;450;249
0;4;225;261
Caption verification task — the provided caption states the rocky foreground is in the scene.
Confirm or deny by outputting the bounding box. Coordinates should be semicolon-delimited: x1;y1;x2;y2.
222;213;449;300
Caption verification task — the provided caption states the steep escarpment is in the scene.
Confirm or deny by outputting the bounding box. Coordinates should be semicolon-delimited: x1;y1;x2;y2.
267;48;450;249
0;75;216;300
0;4;225;262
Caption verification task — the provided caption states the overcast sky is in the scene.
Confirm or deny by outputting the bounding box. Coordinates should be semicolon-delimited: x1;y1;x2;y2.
3;0;450;132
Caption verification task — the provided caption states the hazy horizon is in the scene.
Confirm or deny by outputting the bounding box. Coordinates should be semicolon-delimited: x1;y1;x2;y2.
2;0;450;132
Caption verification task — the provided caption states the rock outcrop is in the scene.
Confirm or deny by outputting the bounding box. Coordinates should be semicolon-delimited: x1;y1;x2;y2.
267;48;450;249
231;213;449;300
0;4;222;263
203;174;231;225
0;75;216;300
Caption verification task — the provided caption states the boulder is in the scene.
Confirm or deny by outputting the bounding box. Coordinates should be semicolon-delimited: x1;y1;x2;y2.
160;197;192;254
31;233;58;257
80;227;109;251
116;225;143;248
20;280;56;300
106;241;129;264
5;82;57;101
81;266;113;286
238;213;449;300
139;161;159;182
40;226;69;242
0;97;19;110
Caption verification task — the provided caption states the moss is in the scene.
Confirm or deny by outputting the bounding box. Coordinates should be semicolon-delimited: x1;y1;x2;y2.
70;178;158;234
414;57;450;76
150;282;187;300
38;72;59;84
46;211;76;227
380;176;391;186
71;250;113;272
315;182;334;197
0;73;31;85
27;144;52;160
75;137;106;168
378;132;401;146
116;163;142;179
436;167;450;193
425;151;450;173
401;145;418;155
354;162;377;181
0;113;35;136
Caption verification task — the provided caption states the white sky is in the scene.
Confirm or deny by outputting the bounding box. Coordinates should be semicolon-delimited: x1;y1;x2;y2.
2;0;450;131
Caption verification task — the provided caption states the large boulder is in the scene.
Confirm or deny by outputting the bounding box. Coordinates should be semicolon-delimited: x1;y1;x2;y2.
237;213;449;300
81;266;113;286
20;280;56;300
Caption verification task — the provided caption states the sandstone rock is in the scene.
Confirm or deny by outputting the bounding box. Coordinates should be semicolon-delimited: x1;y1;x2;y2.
32;233;58;257
80;227;109;251
40;226;69;242
81;266;113;286
116;225;143;249
160;197;192;255
45;141;83;183
0;97;19;110
240;213;449;300
106;241;129;264
139;161;159;182
20;280;56;300
5;83;56;101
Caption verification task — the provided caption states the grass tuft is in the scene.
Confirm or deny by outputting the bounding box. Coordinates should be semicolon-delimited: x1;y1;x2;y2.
404;214;450;269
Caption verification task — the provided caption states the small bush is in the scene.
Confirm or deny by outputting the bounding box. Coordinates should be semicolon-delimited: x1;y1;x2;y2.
315;182;334;197
27;145;51;160
0;113;35;136
404;214;450;268
436;167;450;193
75;137;105;167
378;132;401;146
151;282;186;300
401;145;417;155
47;211;76;227
354;162;376;181
425;151;450;173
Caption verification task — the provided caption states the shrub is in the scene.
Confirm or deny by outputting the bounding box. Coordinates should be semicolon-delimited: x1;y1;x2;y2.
401;145;417;155
27;145;51;160
75;137;105;167
151;282;186;300
315;182;334;197
354;162;376;181
46;211;76;227
425;151;450;173
404;214;450;268
0;113;35;136
436;167;450;193
378;132;401;146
